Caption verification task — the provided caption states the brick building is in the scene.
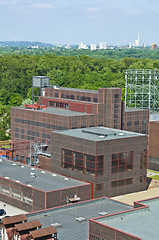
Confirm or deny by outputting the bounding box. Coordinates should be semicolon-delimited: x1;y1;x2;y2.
11;85;149;162
89;197;159;240
0;159;91;212
149;120;159;170
42;126;148;198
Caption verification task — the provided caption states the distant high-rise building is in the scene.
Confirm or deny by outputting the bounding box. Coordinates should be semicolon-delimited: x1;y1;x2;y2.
78;42;88;50
151;44;157;50
99;42;106;49
135;33;140;47
90;44;96;51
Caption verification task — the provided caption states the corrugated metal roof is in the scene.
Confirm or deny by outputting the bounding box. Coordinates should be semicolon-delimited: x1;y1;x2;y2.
30;226;57;238
2;214;27;225
15;220;42;231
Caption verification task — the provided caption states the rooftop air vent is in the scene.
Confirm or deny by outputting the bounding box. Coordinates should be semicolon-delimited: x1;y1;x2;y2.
64;177;69;181
99;211;108;216
27;184;32;187
31;167;35;170
51;223;62;228
21;166;24;168
5;177;9;179
41;171;45;174
52;174;57;177
12;163;16;166
99;135;105;138
16;180;20;183
30;172;36;177
76;217;86;222
0;159;2;163
119;133;124;136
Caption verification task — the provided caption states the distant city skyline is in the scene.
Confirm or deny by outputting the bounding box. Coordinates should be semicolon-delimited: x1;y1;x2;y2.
0;0;159;45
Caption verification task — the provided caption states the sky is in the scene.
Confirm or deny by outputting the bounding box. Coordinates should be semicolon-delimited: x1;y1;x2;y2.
0;0;159;45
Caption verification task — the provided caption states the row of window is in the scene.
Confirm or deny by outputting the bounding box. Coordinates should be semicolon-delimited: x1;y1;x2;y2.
111;178;133;188
62;149;104;176
89;235;104;240
127;120;147;126
15;118;68;131
0;184;33;205
55;92;98;103
15;133;50;142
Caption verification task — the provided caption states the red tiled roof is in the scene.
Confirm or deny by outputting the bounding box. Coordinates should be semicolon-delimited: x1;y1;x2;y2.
30;226;57;238
15;220;42;232
2;214;27;225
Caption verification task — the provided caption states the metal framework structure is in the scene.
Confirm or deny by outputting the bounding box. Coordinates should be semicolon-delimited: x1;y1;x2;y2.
125;69;159;112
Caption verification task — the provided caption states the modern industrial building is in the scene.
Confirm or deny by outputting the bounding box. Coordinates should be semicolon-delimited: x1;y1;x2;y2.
149;120;159;170
11;77;149;163
38;126;148;198
89;197;159;240
20;197;134;240
0;159;91;212
3;196;159;240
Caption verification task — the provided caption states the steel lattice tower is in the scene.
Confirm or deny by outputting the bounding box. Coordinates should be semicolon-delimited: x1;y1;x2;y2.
125;69;159;112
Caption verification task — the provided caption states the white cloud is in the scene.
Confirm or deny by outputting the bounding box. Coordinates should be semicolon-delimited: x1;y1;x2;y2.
0;0;19;5
88;7;102;12
30;3;55;9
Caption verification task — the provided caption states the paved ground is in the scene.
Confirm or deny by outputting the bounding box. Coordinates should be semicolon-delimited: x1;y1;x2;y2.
0;201;27;217
112;179;159;206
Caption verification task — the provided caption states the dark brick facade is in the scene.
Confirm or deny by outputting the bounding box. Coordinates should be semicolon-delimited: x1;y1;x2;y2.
11;87;149;162
0;176;91;212
47;127;148;198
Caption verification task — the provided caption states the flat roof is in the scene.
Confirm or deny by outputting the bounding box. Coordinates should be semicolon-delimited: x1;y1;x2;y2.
96;198;159;240
125;107;148;112
0;159;88;192
26;198;133;240
54;126;145;142
17;107;90;117
53;87;98;93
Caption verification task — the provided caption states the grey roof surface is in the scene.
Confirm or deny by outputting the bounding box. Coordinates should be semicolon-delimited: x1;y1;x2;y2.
150;113;159;121
26;198;133;240
55;126;145;142
55;87;98;93
0;159;88;192
19;107;90;117
125;107;148;112
96;198;159;240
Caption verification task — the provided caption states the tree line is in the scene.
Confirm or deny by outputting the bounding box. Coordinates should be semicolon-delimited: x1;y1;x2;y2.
1;53;159;140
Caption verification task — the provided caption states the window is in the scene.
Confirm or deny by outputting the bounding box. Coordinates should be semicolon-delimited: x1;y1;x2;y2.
70;95;74;99
93;98;98;103
127;121;131;126
115;94;119;98
77;96;81;100
15;128;19;132
112;151;133;174
21;129;24;133
135;121;139;125
55;93;59;98
62;149;103;176
15;133;19;138
96;183;104;191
